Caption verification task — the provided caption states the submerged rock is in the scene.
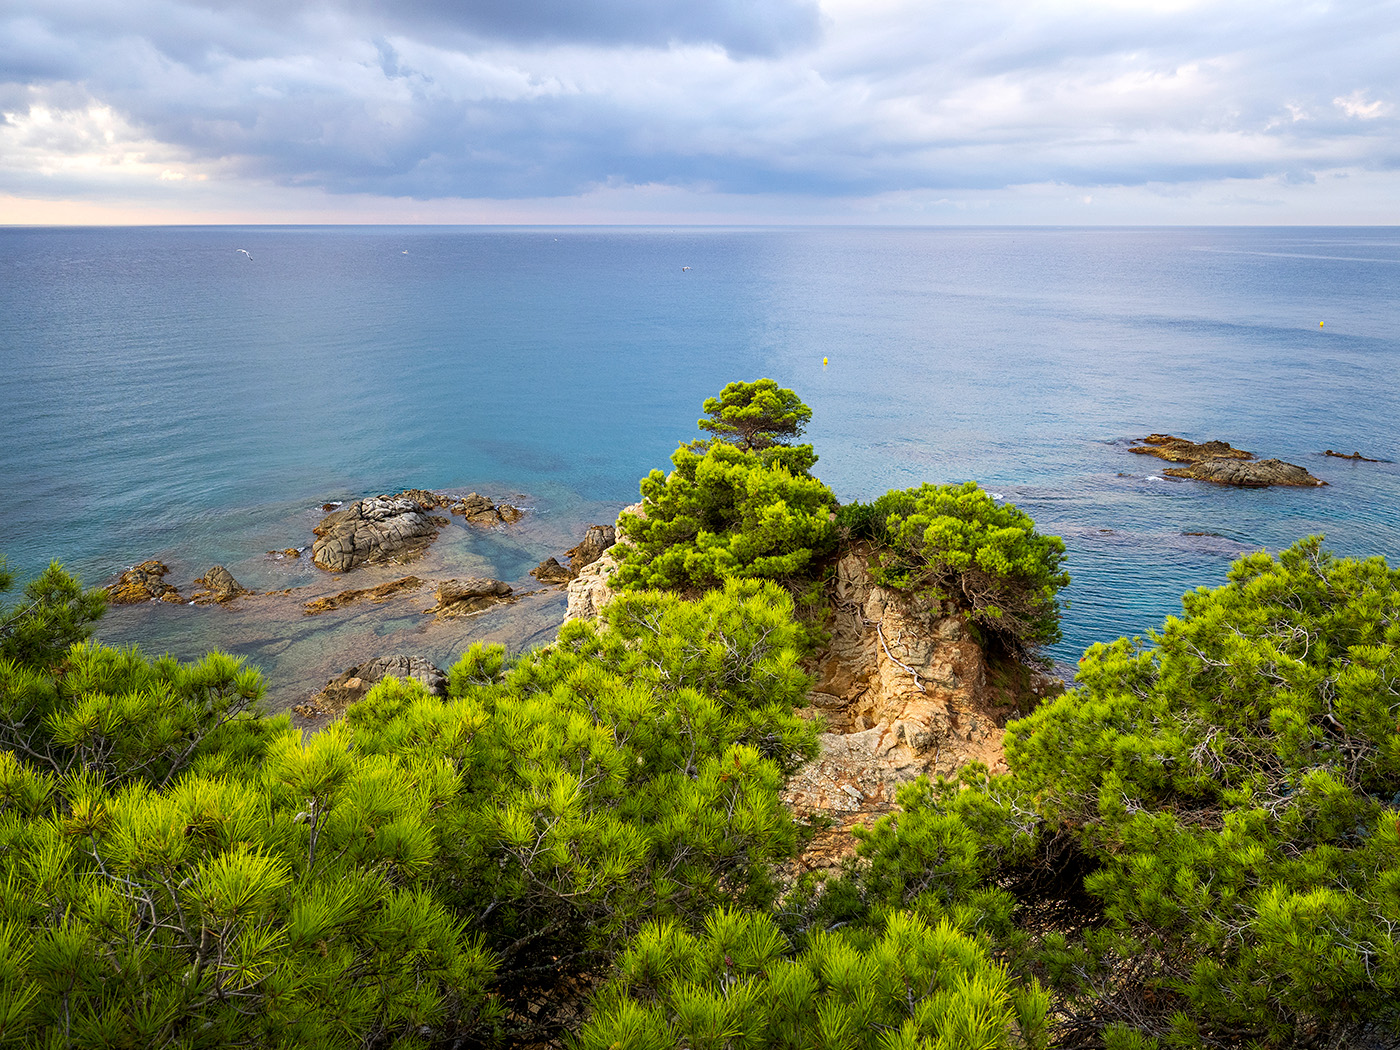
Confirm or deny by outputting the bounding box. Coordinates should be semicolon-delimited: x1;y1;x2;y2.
1130;434;1326;488
108;561;182;604
302;576;426;615
311;495;441;572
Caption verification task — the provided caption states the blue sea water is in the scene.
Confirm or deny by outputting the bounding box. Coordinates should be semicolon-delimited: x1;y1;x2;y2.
2;225;1398;704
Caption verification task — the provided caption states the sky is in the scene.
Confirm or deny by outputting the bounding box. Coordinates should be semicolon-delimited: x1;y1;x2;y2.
1;0;1397;224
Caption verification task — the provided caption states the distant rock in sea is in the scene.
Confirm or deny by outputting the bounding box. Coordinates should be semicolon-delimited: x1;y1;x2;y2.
1130;435;1326;488
108;561;183;604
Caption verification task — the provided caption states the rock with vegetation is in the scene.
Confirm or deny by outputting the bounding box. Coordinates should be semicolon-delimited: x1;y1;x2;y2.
1130;433;1327;487
293;653;447;721
809;537;1400;1049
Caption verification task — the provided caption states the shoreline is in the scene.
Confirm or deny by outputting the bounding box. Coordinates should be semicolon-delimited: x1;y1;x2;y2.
92;488;628;716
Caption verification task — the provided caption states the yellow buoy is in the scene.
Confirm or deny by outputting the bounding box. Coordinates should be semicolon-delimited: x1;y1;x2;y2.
822;356;828;366
1320;321;1324;327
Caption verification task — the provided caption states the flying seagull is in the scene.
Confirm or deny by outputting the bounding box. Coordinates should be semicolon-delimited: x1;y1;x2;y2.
236;249;252;260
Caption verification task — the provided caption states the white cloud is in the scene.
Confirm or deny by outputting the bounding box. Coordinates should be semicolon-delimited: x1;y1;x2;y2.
1333;89;1391;119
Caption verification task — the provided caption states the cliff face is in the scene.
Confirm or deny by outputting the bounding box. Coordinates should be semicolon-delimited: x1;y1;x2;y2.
559;516;1054;874
782;551;1055;872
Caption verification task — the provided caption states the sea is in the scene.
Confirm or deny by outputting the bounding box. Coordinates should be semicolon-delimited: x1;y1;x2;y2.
2;225;1397;710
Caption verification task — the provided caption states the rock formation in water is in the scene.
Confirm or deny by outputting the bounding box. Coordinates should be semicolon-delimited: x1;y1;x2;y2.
532;523;618;585
1130;434;1326;487
311;495;443;572
303;576;427;615
108;561;183;604
448;492;524;525
1324;449;1381;462
432;577;515;618
190;566;249;605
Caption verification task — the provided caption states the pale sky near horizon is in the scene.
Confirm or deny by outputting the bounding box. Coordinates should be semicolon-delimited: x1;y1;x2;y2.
1;0;1397;225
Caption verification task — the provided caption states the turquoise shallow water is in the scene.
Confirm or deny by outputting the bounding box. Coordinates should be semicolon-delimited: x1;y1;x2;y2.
3;225;1398;703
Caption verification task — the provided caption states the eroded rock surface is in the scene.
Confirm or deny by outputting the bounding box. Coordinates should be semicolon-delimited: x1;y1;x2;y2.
433;577;515;618
108;561;182;604
1130;434;1326;488
190;566;249;605
531;557;573;584
311;496;441;572
303;576;426;615
781;552;1056;875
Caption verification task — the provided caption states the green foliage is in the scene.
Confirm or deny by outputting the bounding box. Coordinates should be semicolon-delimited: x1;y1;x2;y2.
1;639;269;788
615;441;837;592
842;482;1068;657
577;907;1048;1050
838;537;1400;1048
0;725;501;1048
347;579;822;1036
0;559;106;669
697;378;812;451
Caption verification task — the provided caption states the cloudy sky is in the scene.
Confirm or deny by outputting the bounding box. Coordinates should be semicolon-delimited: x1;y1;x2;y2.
2;0;1396;224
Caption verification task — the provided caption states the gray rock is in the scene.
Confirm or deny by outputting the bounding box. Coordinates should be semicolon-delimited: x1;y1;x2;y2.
1166;457;1327;488
311;496;440;572
434;577;515;618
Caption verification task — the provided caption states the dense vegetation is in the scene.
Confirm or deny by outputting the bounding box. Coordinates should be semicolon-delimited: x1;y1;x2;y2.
2;384;1397;1049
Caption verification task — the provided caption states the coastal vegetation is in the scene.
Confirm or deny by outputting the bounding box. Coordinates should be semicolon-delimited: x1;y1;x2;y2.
1;384;1397;1049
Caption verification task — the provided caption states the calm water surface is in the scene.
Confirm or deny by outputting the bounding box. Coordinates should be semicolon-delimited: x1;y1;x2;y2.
3;226;1397;706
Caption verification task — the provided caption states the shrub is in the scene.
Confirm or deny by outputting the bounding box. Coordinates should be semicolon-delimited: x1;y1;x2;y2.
577;907;1049;1050
842;481;1068;657
614;441;837;593
697;378;812;451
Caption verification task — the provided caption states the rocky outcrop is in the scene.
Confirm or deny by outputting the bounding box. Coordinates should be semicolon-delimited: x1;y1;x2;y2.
433;577;515;618
562;508;636;621
108;561;182;604
448;493;524;526
1171;457;1325;488
531;557;573;584
292;655;447;721
311;496;442;572
303;576;426;615
781;552;1055;874
566;525;616;573
565;549;620;622
1324;449;1381;462
190;566;249;605
1130;434;1326;488
532;524;618;586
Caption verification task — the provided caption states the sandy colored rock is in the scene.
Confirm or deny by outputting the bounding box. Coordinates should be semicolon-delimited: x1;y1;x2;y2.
563;506;637;622
190;565;249;605
107;561;182;604
303;576;426;615
1130;434;1325;488
566;524;616;573
781;550;1054;875
433;577;515;618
